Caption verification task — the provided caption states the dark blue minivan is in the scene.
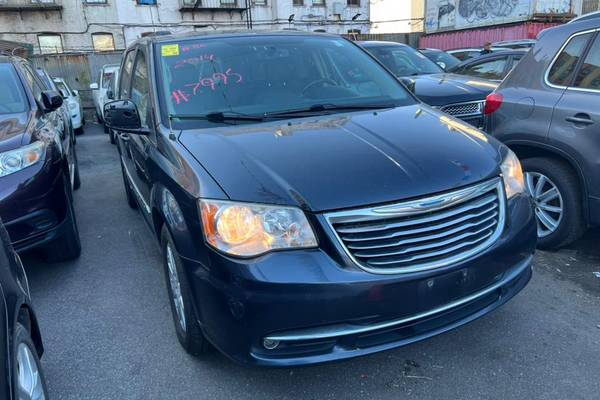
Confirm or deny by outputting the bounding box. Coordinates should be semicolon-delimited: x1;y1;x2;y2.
104;31;536;366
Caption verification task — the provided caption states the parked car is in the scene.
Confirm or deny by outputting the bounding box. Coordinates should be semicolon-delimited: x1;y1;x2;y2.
0;219;48;399
447;47;508;61
485;18;600;248
360;41;498;128
0;56;81;262
449;50;528;82
90;63;119;132
492;39;536;49
53;77;85;135
419;48;461;70
569;10;600;23
105;31;536;366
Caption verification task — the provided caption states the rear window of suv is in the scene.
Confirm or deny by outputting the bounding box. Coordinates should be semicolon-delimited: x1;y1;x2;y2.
574;34;600;90
547;32;593;86
0;64;28;114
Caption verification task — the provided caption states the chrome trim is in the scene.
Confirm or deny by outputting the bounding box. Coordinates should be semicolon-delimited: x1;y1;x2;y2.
439;100;484;118
544;28;599;91
121;156;151;214
324;178;506;275
264;255;532;342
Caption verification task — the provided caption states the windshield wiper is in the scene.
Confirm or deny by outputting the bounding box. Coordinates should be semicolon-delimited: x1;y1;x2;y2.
169;112;265;123
265;103;396;118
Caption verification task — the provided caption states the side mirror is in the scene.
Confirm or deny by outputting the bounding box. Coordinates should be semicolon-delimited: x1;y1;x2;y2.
436;61;447;70
41;90;63;112
89;83;99;90
399;77;416;94
104;100;149;135
59;89;68;99
73;89;79;97
107;90;114;100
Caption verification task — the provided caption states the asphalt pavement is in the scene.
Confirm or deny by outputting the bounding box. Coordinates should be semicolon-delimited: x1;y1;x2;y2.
23;124;600;400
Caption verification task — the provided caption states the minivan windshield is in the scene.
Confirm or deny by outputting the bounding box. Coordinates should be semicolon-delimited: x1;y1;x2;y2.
0;64;28;114
155;35;415;126
366;45;443;76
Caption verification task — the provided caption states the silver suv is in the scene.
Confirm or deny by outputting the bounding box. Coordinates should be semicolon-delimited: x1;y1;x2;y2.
485;19;600;249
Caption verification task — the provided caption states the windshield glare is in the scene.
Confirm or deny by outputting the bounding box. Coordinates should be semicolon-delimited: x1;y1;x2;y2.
367;45;442;76
0;64;28;114
156;36;414;125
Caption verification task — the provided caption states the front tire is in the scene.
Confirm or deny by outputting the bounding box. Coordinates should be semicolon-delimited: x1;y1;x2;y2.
161;225;211;356
522;157;586;249
13;322;49;400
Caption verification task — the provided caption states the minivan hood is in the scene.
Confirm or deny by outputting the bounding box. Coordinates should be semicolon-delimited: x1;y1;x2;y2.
0;113;30;153
405;73;498;107
179;105;503;212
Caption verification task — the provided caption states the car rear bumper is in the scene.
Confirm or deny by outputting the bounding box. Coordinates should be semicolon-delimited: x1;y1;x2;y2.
0;159;69;252
182;194;536;367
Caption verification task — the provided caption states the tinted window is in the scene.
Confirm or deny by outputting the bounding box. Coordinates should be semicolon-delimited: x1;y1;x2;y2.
35;69;55;90
0;64;28;114
462;58;507;80
131;52;150;127
22;65;46;104
119;50;136;99
421;50;460;70
102;70;115;89
54;81;71;96
574;34;600;90
548;32;593;86
367;45;442;76
156;36;414;127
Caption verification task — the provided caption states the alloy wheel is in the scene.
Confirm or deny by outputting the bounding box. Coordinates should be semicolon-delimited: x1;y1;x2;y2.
16;343;45;400
166;244;186;332
525;172;564;238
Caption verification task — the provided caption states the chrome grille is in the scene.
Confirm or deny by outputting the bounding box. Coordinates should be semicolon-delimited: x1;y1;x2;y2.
325;178;505;274
440;101;484;117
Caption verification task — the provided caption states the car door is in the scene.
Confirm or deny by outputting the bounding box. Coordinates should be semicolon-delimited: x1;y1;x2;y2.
549;30;600;201
118;48;153;215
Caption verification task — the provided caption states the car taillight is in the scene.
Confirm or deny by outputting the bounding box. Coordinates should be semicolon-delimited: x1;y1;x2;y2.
484;93;503;115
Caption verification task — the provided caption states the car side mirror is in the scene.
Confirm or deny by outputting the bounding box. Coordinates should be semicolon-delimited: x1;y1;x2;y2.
41;90;63;112
104;100;149;135
107;90;114;100
59;89;68;99
89;82;99;90
399;77;416;94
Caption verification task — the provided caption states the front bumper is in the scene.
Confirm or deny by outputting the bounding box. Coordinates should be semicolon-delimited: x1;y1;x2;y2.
182;194;536;366
0;158;69;252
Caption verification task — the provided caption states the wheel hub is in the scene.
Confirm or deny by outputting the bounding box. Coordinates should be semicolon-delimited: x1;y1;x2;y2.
525;172;564;238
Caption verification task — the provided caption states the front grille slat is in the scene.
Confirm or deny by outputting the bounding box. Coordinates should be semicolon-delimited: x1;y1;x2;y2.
341;202;498;243
326;178;506;274
440;101;484;117
350;218;498;254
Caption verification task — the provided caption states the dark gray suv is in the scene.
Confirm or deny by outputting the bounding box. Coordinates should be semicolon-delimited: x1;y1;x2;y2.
485;19;600;249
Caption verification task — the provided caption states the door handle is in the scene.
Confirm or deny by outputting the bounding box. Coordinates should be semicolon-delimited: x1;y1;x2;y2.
565;115;594;125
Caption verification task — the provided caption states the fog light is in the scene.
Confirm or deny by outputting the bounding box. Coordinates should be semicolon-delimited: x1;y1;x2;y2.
263;339;280;350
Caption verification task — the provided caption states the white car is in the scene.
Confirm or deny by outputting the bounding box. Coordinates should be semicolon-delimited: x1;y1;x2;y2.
53;77;84;135
90;64;119;131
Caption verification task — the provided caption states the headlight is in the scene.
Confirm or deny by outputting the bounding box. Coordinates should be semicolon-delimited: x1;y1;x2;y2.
68;102;77;111
199;200;318;257
0;141;45;178
500;148;525;199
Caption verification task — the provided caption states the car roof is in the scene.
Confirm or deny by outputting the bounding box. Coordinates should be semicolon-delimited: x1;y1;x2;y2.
358;40;408;48
492;39;536;45
131;29;341;48
568;10;600;24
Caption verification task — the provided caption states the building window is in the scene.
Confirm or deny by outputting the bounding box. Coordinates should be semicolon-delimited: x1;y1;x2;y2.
85;0;108;3
137;0;157;4
92;33;116;52
38;34;63;54
347;0;359;5
253;0;267;4
312;0;324;5
293;0;303;5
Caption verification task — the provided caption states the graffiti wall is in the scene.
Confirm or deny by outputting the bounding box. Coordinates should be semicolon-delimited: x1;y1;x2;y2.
425;0;572;33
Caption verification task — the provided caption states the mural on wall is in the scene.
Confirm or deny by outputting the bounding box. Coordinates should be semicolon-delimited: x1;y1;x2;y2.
425;0;571;33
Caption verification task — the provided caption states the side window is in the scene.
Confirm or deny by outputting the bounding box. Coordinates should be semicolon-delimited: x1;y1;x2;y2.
548;32;593;86
119;50;136;99
21;65;45;104
131;51;150;128
464;58;507;80
573;34;600;90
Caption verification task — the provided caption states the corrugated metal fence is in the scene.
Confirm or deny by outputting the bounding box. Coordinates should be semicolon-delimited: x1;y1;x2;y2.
30;51;123;118
345;33;423;48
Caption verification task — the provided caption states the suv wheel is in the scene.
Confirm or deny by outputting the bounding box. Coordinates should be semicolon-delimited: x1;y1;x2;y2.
522;157;586;249
161;226;211;356
13;322;49;400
